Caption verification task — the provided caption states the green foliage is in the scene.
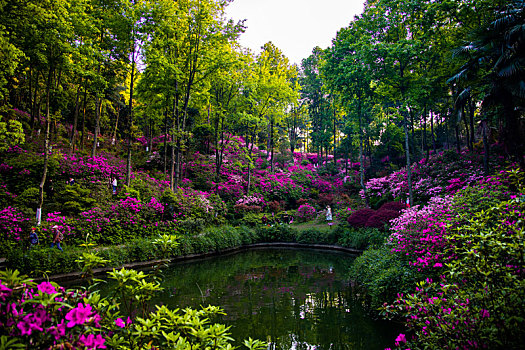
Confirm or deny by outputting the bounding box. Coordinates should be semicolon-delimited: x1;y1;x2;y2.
56;184;97;215
116;185;141;201
336;226;388;250
296;227;339;245
255;225;295;242
0;116;24;151
152;234;179;259
13;187;40;217
350;245;423;311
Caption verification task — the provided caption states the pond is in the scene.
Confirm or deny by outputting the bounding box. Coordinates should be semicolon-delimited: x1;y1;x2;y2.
98;248;401;349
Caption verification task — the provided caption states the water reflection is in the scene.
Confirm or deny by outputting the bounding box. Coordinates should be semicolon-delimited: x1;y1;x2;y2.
140;248;401;350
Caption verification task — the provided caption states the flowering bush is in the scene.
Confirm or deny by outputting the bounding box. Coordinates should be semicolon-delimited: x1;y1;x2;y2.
365;209;400;229
347;208;376;228
0;272;106;349
381;168;525;349
296;204;316;222
0;268;267;350
0;206;29;242
389;196;453;270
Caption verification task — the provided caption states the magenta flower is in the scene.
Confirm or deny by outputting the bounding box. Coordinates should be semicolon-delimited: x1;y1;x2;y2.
395;333;407;344
65;303;93;328
79;333;107;349
37;281;57;294
0;281;12;301
115;318;125;328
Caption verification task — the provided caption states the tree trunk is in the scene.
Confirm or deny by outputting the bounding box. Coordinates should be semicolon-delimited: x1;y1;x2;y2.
70;83;82;147
91;95;101;157
462;107;472;152
482;119;489;175
455;124;461;154
270;118;274;173
80;87;88;151
125;46;136;187
430;110;436;154
357;96;369;207
37;67;54;225
403;109;413;206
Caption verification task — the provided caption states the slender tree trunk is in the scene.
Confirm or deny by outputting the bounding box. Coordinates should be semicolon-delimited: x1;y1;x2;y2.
37;67;54;225
91;95;101;157
162;108;168;174
70;83;82;146
430;110;436;155
111;104;120;148
357;96;369;207
403;108;413;206
462;107;472;152
469;97;475;150
125;48;136;187
270;118;274;172
455;124;461;154
80;87;88;151
333;109;337;166
482;119;489;175
170;97;177;190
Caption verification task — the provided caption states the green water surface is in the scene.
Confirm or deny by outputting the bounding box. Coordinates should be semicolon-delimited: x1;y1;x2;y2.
132;248;401;350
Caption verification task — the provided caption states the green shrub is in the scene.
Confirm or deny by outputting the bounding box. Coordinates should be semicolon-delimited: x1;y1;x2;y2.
337;227;387;249
350;244;423;310
296;227;339;245
255;225;295;242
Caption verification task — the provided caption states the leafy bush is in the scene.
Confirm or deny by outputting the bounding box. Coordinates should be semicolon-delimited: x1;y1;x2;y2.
350;245;422;310
296;228;338;245
255;225;295;242
336;227;387;250
383;196;525;349
347;208;375;227
0;268;267;350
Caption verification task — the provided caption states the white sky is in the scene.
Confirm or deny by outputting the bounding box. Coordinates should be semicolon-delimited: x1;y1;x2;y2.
225;0;366;66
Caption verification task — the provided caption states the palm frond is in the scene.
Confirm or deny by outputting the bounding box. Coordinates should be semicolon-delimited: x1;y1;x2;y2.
455;87;471;106
452;42;481;57
447;68;469;84
497;59;521;77
491;14;516;31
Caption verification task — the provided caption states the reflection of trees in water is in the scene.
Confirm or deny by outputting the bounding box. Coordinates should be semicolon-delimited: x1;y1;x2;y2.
121;249;398;349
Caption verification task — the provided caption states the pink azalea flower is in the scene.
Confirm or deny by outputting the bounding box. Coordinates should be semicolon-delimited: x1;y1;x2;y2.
65;303;93;328
79;333;107;349
115;318;125;328
37;281;57;294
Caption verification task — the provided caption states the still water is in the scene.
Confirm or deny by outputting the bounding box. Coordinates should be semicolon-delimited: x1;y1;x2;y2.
124;248;401;350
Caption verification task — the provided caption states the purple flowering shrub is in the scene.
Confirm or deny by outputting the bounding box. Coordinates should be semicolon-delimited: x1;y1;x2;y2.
347;208;376;228
0;267;264;349
0;274;106;349
382;169;525;349
365;209;400;229
389;196;453;269
296;204;316;222
0;206;29;242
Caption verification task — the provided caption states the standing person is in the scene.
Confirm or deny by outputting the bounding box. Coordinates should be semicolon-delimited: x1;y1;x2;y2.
50;225;64;251
29;227;39;249
326;206;333;225
112;177;118;195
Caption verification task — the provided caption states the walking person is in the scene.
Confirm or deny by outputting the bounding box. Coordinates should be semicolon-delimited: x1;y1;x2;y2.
50;225;64;251
29;227;39;250
326;206;333;227
112;177;118;195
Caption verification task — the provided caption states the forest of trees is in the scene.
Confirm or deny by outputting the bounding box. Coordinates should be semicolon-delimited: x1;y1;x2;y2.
0;0;523;197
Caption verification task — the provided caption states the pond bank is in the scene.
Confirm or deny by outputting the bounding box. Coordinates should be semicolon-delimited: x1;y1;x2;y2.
42;242;362;283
